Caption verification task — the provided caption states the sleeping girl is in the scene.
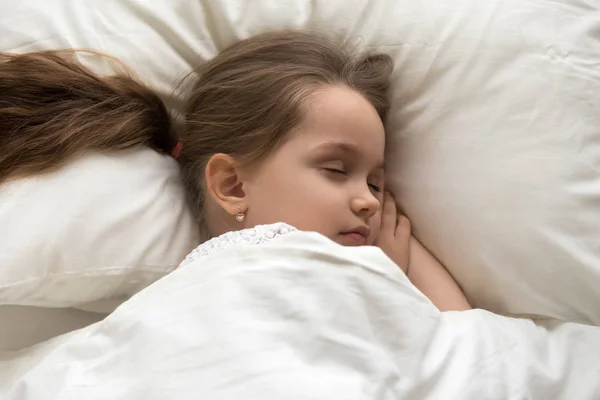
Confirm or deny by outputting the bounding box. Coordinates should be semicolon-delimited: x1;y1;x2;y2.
0;30;470;312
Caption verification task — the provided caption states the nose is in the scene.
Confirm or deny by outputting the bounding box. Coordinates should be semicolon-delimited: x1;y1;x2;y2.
350;186;381;219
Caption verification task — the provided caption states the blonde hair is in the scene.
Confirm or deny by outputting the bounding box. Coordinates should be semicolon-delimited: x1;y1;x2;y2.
179;30;393;237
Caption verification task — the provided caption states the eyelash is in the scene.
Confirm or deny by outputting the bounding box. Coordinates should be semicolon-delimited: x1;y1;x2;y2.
369;183;382;193
323;168;382;193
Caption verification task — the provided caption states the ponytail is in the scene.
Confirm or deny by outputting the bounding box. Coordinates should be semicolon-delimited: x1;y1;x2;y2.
0;50;176;184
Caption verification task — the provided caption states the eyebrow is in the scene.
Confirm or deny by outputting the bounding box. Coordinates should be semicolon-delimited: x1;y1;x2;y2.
314;141;385;170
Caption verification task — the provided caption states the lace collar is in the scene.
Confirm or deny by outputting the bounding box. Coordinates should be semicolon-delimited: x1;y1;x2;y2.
179;223;297;267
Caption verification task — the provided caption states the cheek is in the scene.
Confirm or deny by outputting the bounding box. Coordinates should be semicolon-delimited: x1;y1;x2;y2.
246;174;287;214
245;166;340;229
244;166;309;221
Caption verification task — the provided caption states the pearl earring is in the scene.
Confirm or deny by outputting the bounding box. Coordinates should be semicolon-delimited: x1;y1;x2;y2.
235;206;246;222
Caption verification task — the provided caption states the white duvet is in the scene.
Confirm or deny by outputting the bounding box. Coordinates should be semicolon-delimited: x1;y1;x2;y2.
2;0;600;397
2;231;599;399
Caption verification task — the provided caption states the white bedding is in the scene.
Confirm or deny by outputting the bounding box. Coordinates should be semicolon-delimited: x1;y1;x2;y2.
2;0;600;396
1;231;599;399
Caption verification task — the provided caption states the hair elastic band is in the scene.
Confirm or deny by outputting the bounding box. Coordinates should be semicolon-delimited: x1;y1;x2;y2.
171;141;183;158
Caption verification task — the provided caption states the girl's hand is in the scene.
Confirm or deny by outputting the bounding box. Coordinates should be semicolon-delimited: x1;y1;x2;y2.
374;193;471;311
375;192;411;273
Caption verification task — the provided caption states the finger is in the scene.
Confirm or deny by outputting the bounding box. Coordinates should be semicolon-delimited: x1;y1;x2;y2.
380;191;397;234
395;213;411;239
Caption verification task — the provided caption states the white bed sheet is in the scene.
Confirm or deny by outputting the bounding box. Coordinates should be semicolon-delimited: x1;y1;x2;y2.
1;232;599;399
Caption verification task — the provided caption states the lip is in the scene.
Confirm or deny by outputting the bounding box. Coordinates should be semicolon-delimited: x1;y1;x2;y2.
340;226;371;245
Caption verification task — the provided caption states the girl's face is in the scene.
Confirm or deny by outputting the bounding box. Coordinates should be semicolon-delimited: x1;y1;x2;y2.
242;85;385;246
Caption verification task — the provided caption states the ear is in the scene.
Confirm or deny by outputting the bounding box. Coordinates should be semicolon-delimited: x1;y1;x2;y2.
204;153;247;216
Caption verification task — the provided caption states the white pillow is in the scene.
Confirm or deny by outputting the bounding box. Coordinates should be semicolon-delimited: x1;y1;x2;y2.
2;0;599;325
383;1;600;325
0;306;104;351
0;150;200;307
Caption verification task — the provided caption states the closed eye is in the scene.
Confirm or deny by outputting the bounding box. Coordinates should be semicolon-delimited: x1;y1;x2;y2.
368;183;382;192
323;168;346;175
